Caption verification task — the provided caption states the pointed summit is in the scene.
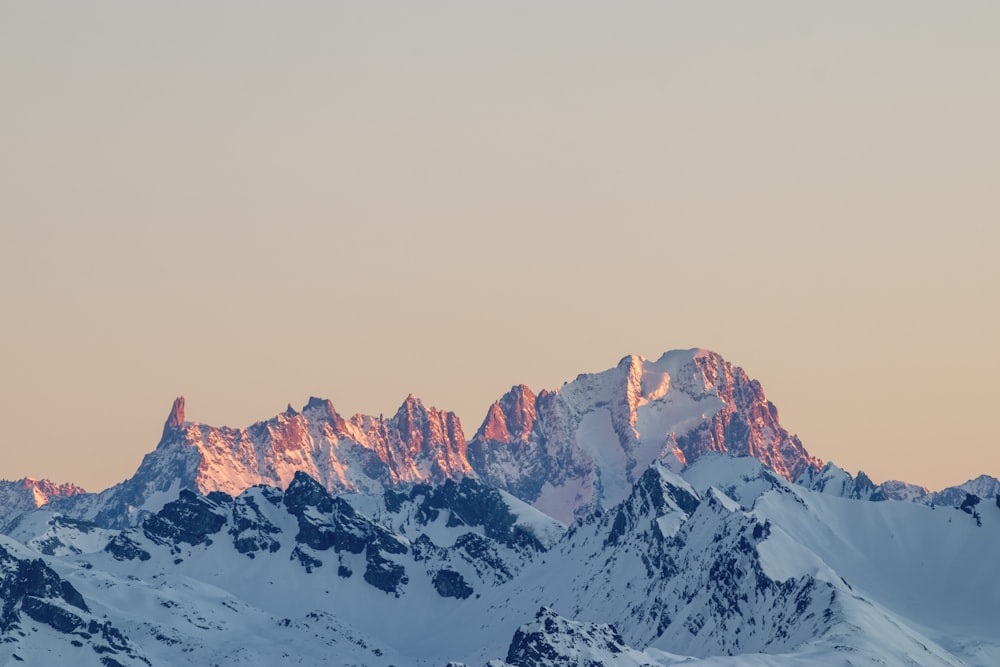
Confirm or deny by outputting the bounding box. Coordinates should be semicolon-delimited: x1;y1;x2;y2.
163;396;185;437
473;385;537;444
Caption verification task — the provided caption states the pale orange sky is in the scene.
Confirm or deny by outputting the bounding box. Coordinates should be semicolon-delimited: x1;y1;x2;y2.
1;2;998;493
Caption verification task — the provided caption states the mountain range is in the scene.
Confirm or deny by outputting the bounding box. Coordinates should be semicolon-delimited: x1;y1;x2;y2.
1;348;997;666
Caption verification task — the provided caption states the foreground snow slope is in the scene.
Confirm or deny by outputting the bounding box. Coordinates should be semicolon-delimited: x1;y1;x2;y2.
3;454;995;666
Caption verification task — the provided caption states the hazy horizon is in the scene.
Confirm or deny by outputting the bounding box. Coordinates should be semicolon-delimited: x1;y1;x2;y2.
2;2;998;493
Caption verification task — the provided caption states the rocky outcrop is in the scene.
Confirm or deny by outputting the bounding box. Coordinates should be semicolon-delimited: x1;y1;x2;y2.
504;608;632;667
142;489;228;547
432;569;473;599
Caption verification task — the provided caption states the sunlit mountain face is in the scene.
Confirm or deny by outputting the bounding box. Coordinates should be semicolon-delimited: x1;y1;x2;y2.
1;350;997;666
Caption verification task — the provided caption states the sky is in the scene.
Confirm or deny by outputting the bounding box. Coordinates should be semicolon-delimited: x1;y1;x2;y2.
1;2;998;493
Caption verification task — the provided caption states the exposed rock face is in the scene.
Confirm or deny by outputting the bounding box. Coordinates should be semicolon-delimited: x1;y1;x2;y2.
0;479;87;528
504;608;631;667
229;485;283;557
0;544;89;633
475;385;537;446
104;534;150;562
672;352;820;481
162;396;185;436
411;477;550;552
797;463;884;500
39;349;820;529
432;569;473;599
142;489;229;547
0;537;146;665
469;349;821;521
60;394;473;529
350;394;471;486
94;471;554;606
2;453;996;666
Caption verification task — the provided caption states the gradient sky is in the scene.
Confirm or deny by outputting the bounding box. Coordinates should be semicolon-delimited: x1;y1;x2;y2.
2;2;998;493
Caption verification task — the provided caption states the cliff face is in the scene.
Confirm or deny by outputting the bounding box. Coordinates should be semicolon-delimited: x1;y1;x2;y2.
163;393;472;499
39;348;819;528
55;394;470;529
670;351;820;482
468;349;820;522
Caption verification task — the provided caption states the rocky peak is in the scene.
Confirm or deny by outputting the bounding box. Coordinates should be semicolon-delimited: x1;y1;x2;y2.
41;348;821;531
162;396;186;438
377;395;470;481
669;352;822;481
467;348;822;521
393;394;427;434
797;463;877;499
923;474;1000;508
283;471;335;514
478;403;510;443
301;396;350;435
18;478;87;508
606;464;700;545
474;385;537;445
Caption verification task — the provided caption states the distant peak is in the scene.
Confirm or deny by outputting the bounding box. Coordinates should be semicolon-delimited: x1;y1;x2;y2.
17;477;87;506
284;403;299;417
391;394;427;425
163;396;185;435
304;396;333;412
617;354;644;370
398;393;425;412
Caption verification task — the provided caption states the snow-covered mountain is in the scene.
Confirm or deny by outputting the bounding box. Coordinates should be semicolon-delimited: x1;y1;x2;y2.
0;533;148;666
469;350;821;521
2;348;998;666
797;461;1000;512
14;348;820;530
47;393;471;529
0;478;86;531
3;455;998;666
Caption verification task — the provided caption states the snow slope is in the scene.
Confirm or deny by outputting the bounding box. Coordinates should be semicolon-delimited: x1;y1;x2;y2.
3;457;998;666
